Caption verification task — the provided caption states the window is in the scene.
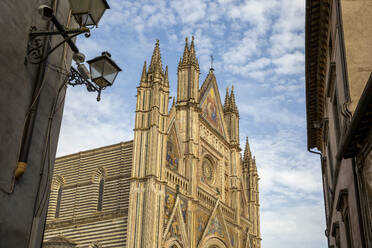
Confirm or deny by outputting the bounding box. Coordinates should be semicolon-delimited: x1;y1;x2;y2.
97;178;104;211
337;190;353;248
55;187;62;218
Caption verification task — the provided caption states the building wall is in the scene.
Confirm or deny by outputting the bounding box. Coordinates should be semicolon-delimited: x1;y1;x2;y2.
340;0;372;113
306;0;372;247
43;141;133;247
0;1;73;247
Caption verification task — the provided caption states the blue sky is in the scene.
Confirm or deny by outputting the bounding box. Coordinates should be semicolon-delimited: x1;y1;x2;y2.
57;0;327;247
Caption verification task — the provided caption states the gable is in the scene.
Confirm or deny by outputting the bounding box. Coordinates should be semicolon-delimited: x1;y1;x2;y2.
200;76;227;137
199;200;233;248
163;192;189;247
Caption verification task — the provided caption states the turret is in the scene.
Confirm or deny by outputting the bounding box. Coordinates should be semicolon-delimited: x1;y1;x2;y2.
177;36;200;104
223;85;240;144
128;40;170;247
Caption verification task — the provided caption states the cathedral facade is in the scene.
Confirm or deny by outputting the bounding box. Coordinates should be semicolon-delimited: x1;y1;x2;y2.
43;38;261;248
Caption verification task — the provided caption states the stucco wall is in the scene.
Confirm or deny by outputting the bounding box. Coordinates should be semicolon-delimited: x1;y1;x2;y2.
341;0;372;113
0;0;73;247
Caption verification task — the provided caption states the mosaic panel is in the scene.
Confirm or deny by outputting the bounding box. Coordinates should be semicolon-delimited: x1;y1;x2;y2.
164;191;176;228
169;217;181;239
166;130;179;171
207;216;223;238
180;198;187;224
196;209;209;242
201;87;223;134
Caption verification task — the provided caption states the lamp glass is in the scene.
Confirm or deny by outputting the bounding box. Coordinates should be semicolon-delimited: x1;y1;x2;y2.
68;0;109;27
87;52;121;88
102;63;119;85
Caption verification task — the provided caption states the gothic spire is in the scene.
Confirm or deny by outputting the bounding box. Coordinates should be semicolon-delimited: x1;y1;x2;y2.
149;39;163;73
230;85;239;114
224;87;230;112
243;137;252;162
189;36;196;63
140;61;147;83
182;37;189;64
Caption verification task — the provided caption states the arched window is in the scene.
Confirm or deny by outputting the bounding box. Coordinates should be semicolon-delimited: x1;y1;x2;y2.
55;187;62;218
97;178;104;211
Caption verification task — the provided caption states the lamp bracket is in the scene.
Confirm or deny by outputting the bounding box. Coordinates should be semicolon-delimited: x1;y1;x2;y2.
68;66;104;101
25;20;90;65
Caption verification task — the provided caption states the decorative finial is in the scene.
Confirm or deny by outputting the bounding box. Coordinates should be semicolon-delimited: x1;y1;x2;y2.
210;54;214;71
149;39;163;73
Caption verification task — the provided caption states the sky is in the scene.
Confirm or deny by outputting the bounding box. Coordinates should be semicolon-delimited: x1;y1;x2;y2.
56;0;327;247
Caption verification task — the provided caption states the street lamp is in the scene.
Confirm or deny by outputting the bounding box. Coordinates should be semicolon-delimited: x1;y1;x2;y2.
69;52;122;101
25;5;121;102
68;0;110;27
87;52;121;88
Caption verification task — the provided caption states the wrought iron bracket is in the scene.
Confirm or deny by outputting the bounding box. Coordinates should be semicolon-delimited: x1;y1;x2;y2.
25;14;90;65
68;67;104;101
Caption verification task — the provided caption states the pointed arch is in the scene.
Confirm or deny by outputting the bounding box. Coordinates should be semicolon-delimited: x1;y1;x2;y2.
198;236;228;248
50;175;65;219
164;238;183;248
92;167;106;211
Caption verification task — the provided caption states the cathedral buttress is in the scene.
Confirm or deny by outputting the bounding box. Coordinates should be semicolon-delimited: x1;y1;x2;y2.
128;40;169;248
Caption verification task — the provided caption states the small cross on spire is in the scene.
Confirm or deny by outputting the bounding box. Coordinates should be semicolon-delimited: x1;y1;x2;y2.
210;54;214;71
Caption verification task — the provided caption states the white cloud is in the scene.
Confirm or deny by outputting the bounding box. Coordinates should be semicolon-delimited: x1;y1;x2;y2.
239;95;305;127
56;89;133;156
170;0;207;24
273;51;305;75
56;1;327;247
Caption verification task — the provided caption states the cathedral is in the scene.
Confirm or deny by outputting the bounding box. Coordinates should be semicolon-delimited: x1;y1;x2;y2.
43;38;261;248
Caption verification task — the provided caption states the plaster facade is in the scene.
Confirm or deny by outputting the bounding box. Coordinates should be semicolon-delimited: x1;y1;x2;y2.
305;0;372;247
43;39;261;248
0;1;74;247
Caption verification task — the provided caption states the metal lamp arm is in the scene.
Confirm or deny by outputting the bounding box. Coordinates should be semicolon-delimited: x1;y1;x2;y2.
68;67;103;101
25;14;90;65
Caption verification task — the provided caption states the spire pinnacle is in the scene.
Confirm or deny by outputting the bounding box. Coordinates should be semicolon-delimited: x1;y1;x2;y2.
243;137;252;162
224;87;230;112
149;39;163;73
230;85;239;114
140;61;147;83
190;36;196;63
182;37;189;64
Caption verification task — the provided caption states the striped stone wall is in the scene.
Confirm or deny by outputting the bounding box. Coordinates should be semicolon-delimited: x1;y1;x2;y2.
43;141;133;248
